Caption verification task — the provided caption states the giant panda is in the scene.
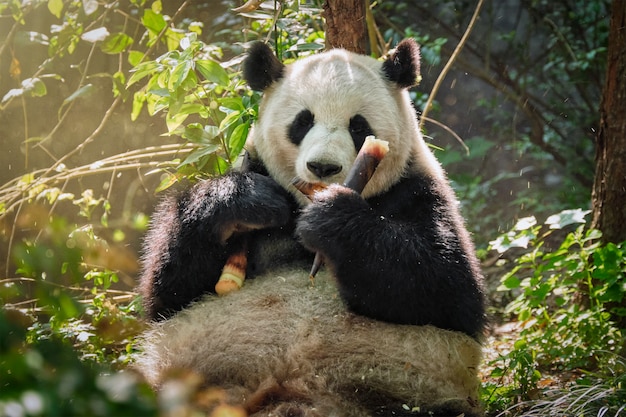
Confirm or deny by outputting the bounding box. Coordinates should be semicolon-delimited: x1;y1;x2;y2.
135;39;486;417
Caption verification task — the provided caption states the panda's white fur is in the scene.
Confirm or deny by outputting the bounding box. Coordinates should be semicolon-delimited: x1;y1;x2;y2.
135;40;485;417
136;270;482;416
248;47;444;205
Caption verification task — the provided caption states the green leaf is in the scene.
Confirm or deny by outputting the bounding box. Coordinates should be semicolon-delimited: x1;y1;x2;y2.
112;71;126;98
180;144;221;166
155;173;179;193
165;109;188;133
219;97;245;112
178;103;206;117
63;84;94;105
219;110;242;132
22;77;47;97
142;9;166;35
168;60;193;91
165;29;185;52
128;50;145;67
196;59;229;86
152;0;162;13
183;124;219;143
48;0;63;18
101;32;134;54
228;123;249;160
131;91;146;121
501;274;521;290
287;42;325;52
127;61;159;86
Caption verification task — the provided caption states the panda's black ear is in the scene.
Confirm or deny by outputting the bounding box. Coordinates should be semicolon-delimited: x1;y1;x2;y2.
382;39;421;89
243;42;285;91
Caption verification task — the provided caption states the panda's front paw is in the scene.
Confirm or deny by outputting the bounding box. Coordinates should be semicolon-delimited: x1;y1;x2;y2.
295;184;369;254
185;172;295;243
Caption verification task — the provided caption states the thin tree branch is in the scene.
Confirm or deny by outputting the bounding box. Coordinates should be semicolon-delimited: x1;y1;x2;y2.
419;0;485;126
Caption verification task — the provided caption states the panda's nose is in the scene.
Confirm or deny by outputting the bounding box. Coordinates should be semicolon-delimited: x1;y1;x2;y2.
307;161;342;179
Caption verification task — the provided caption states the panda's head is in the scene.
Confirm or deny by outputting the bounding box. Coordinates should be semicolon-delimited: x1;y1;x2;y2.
243;40;437;204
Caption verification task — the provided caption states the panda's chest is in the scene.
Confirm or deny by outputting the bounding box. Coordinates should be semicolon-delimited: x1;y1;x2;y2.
246;226;312;277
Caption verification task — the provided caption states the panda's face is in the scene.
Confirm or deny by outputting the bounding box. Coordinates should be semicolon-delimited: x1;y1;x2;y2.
245;42;430;205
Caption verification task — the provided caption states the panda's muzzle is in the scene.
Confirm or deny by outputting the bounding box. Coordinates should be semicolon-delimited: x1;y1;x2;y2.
306;161;342;179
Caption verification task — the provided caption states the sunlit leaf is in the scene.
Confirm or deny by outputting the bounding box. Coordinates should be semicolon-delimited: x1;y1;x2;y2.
219;97;245;112
22;77;47;97
131;91;146;121
228;123;249;160
152;0;162;13
183;123;218;143
63;84;94;105
81;27;110;43
165;29;185;52
165;109;188;133
514;216;537;231
25;136;44;144
48;0;63;18
155;173;179;193
545;209;590;229
2;78;48;103
128;50;145;67
180;145;221;166
101;32;133;54
142;9;166;35
15;31;49;46
1;88;23;103
168;60;193;91
196;59;229;86
127;61;159;86
82;0;98;15
112;71;126;98
218;110;241;132
287;42;324;51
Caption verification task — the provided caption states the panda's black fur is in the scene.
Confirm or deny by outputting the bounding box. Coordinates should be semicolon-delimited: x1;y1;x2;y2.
136;39;486;417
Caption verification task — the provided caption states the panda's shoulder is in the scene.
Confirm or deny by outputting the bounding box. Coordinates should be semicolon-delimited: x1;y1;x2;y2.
375;170;450;202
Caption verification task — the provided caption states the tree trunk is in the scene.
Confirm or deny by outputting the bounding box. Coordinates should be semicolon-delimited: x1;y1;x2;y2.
590;0;626;245
322;0;367;53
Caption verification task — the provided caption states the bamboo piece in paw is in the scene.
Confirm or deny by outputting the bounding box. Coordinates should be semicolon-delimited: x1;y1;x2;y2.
295;136;390;280
215;242;248;295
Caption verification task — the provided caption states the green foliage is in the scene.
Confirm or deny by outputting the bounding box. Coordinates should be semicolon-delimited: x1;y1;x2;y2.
484;209;626;411
128;32;257;187
507;359;626;417
0;309;156;417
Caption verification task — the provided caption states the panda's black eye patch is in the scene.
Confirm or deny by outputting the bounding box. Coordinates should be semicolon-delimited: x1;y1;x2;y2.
349;114;374;151
288;109;314;146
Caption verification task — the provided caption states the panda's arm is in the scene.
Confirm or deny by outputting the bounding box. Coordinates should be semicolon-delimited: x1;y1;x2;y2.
139;172;294;321
295;176;486;338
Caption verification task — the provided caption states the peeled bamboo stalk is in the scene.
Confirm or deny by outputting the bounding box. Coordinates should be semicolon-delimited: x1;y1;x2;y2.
294;136;390;279
215;239;248;295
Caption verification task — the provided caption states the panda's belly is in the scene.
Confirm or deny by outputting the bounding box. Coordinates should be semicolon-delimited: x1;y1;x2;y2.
135;268;483;417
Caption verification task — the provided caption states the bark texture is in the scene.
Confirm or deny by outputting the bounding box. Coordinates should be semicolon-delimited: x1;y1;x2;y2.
590;0;626;244
323;0;367;53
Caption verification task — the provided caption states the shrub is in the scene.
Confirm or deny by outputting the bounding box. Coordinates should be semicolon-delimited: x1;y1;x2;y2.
484;209;626;413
